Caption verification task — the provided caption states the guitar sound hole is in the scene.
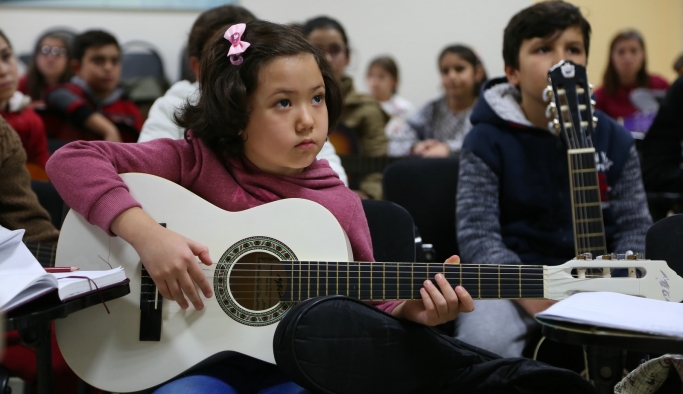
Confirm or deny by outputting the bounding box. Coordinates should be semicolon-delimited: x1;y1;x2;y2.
228;252;288;312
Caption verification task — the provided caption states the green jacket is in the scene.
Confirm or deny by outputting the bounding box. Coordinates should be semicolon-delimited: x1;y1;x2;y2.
340;76;389;157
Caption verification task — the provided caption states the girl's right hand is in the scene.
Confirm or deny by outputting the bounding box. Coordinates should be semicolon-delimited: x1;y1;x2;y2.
111;207;214;310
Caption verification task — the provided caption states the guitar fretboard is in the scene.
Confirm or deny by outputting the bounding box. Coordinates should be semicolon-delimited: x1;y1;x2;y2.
567;148;607;256
279;262;545;301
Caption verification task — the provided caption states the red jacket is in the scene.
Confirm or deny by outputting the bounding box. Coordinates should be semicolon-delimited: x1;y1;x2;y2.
0;92;50;167
44;78;141;142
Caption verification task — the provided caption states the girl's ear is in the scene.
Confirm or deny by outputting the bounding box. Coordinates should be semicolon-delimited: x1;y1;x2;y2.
474;65;485;83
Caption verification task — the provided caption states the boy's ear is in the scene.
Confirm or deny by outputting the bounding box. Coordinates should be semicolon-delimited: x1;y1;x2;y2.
474;65;485;83
70;59;82;75
504;64;521;87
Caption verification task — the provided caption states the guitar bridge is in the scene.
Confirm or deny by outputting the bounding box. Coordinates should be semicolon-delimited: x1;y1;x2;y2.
139;222;165;341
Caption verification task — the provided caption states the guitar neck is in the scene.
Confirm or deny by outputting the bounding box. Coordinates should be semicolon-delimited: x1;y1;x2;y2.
280;262;545;302
567;148;607;256
24;241;57;267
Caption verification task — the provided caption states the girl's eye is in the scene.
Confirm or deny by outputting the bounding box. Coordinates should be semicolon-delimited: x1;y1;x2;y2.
568;47;581;54
536;46;550;53
276;99;291;108
312;94;324;104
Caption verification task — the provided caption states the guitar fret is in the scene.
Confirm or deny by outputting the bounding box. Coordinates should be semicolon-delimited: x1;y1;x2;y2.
298;260;302;302
370;262;373;301
518;266;522;298
569;168;597;173
498;265;501;299
576;233;606;238
411;263;414;300
573;186;599;191
478;265;481;299
383;263;385;301
575;202;601;207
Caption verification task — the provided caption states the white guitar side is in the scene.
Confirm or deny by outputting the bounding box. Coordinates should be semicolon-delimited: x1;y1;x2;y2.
54;173;353;393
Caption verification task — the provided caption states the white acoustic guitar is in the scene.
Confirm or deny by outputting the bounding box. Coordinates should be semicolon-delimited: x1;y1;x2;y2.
54;173;683;393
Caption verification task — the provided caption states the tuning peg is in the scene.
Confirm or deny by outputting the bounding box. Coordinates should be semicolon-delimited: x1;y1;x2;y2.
590;99;596;107
545;102;557;119
543;86;554;103
547;119;561;133
592;116;598;128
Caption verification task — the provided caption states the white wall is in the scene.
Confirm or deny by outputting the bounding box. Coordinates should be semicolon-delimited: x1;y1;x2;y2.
0;0;531;108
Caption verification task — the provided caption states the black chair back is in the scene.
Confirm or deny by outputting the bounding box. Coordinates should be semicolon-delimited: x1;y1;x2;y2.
362;200;415;263
646;213;683;276
31;180;65;230
383;157;460;262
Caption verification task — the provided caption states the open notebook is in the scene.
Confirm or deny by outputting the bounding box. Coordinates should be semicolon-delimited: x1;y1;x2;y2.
536;291;683;338
0;227;127;313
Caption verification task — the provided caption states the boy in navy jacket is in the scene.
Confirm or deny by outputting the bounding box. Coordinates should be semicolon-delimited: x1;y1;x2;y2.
455;1;651;358
44;30;141;142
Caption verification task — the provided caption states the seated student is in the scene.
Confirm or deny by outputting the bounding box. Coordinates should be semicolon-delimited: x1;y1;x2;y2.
392;44;486;158
365;56;415;158
46;21;471;392
0;30;51;177
641;75;683;193
137;5;348;185
594;30;669;129
0;117;81;394
18;31;74;109
303;16;388;199
455;1;651;358
45;30;141;142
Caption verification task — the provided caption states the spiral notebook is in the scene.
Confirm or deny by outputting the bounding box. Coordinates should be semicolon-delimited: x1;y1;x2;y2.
0;227;127;313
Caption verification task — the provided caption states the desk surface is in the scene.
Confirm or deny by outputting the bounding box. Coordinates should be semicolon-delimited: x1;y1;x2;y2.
5;282;130;331
541;321;683;354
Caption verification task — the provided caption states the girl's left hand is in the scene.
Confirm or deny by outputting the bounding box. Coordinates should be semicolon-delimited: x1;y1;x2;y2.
390;255;474;326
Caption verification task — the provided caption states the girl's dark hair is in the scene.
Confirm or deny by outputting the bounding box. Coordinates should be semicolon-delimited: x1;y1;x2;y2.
439;44;488;97
301;16;349;56
602;29;648;96
187;5;256;61
367;56;399;94
175;20;343;159
0;30;11;49
25;32;74;101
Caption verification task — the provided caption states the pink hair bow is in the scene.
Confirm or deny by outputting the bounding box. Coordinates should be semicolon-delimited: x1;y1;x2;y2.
225;23;250;65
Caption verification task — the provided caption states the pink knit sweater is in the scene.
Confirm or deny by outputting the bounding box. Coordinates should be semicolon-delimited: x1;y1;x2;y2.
46;134;401;313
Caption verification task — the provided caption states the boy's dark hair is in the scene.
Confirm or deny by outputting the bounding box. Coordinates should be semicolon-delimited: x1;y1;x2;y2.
26;32;74;100
176;20;343;159
301;16;349;56
602;29;648;96
503;1;591;70
73;30;119;61
187;5;256;61
439;44;488;97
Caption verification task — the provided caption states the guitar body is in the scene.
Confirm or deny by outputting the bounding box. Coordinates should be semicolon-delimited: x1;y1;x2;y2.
54;173;353;393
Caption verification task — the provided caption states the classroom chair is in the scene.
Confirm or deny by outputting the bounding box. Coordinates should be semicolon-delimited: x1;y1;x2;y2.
383;157;460;263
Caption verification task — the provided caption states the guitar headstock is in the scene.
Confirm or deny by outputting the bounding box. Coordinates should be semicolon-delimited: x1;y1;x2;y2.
546;255;683;302
544;60;597;149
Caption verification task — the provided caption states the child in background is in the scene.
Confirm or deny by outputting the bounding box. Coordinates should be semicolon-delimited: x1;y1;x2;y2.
455;1;651;359
18;31;73;108
137;5;348;185
47;21;471;392
303;16;388;199
595;30;669;123
0;30;51;173
393;44;486;157
366;56;414;157
45;30;141;142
